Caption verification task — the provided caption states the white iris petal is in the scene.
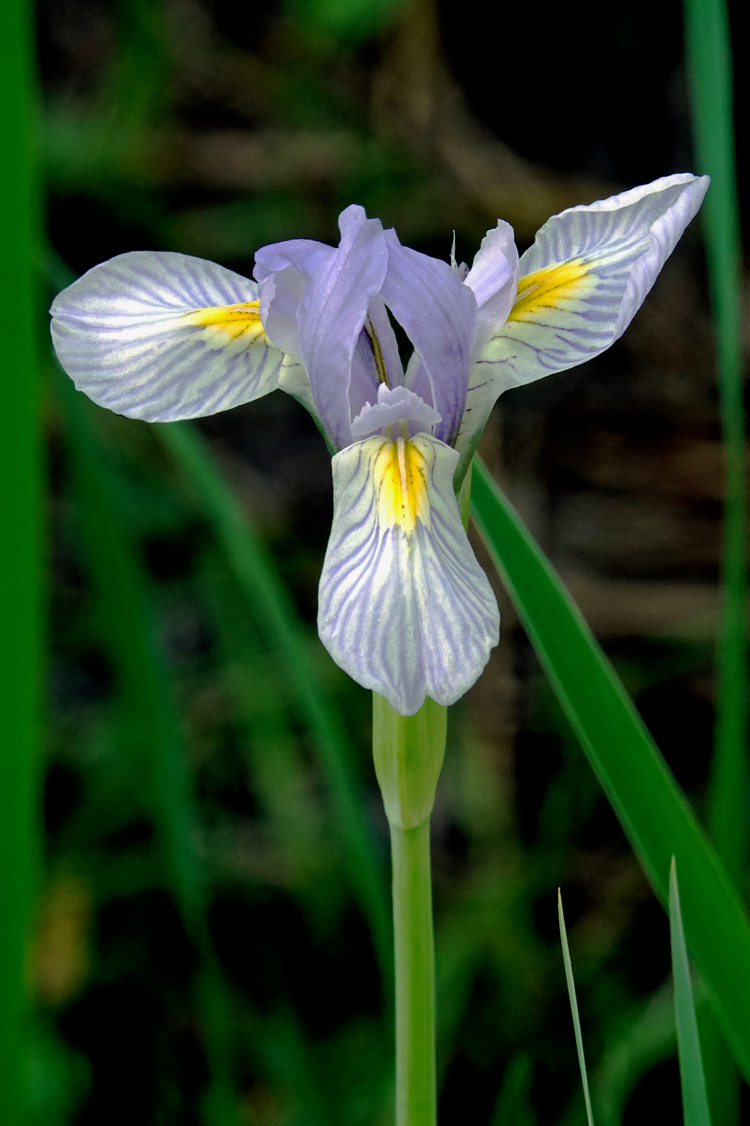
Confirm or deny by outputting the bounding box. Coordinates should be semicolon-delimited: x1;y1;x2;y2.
454;173;709;477
318;432;499;715
50;251;284;421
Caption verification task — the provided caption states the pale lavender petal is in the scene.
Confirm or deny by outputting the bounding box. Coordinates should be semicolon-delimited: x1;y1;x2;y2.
253;238;335;284
348;294;405;420
296;206;388;450
464;220;520;354
605;175;710;338
350;384;440;438
365;294;404;386
50;251;283;421
277;353;319;428
258;265;307;359
403;351;430;402
380;230;478;446
254;236;337;362
348;345;380;422
318;433;499;715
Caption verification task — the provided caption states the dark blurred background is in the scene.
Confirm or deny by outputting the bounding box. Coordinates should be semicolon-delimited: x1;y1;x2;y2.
37;0;747;1123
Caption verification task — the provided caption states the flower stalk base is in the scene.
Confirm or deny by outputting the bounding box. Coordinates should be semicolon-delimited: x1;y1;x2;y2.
391;818;436;1126
373;693;447;1126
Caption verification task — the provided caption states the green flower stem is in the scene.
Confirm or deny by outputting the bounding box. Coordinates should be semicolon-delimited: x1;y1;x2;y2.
391;819;436;1126
373;694;447;1126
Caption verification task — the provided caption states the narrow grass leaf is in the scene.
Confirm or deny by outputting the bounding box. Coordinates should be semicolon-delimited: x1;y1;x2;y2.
670;859;712;1126
683;4;746;1119
155;420;392;985
558;893;595;1126
683;0;748;888
0;2;41;1122
471;460;750;1080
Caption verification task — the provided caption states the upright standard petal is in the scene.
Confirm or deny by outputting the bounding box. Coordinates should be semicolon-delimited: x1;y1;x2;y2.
51;251;284;421
464;220;519;353
296;206;389;450
318;433;499;715
381;230;478;447
455;174;709;473
348;294;405;421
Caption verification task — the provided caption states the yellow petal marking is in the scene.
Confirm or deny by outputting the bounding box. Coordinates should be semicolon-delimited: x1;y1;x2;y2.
183;301;266;346
508;258;593;322
373;437;430;534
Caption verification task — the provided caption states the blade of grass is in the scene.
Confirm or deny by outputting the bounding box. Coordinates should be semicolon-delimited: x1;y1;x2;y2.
558;893;595;1126
471;460;750;1081
683;3;746;1121
0;2;41;1122
684;0;748;891
670;859;712;1126
55;370;239;1126
155;420;392;987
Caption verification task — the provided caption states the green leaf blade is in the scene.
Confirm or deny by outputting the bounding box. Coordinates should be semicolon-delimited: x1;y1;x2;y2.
0;1;42;1121
670;858;712;1126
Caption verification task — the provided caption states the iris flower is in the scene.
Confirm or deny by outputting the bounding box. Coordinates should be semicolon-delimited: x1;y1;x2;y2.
51;173;708;715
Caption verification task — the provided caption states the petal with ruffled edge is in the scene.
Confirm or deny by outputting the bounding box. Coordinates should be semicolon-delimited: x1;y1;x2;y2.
318;432;499;715
381;230;478;448
51;251;284;421
255;238;336;360
454;174;709;478
350;384;440;439
254;238;335;284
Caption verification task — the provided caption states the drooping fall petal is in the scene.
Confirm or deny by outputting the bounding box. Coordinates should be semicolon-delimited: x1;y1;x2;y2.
318;432;499;715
